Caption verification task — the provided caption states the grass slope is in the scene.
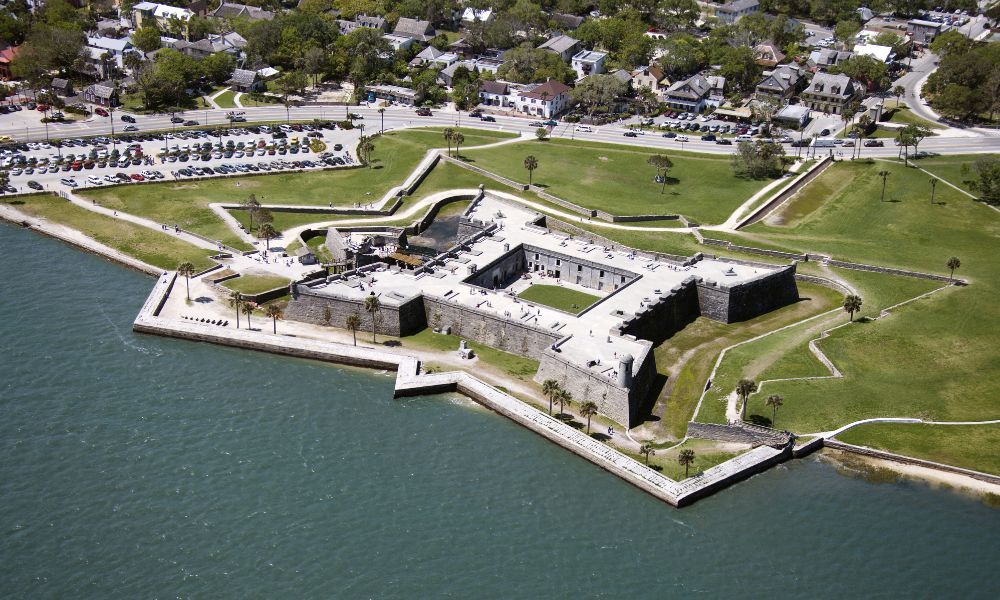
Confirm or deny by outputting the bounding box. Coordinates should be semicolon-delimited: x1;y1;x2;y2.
517;284;600;314
838;423;1000;476
462;138;776;224
222;274;290;295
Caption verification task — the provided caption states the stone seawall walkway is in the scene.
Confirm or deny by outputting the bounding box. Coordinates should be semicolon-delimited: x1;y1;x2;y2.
134;272;793;508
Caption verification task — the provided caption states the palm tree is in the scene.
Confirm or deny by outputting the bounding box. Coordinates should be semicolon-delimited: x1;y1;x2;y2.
892;84;906;108
843;294;863;321
345;313;361;346
647;155;673;194
678;448;696;478
853;114;872;159
579;401;599;434
177;261;195;300
639;443;655;465
878;169;890;202
555;388;572;416
228;291;243;328
358;136;375;168
258;223;278;251
929;177;938;204
946;256;961;280
378;107;385;134
241;301;255;330
542;379;559;415
452;132;465;158
765;394;784;426
736;378;758;421
264;304;282;334
523;155;538;186
242;194;260;231
363;292;381;343
442;127;455;156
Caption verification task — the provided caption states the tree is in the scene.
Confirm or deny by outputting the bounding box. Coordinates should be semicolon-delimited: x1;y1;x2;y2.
242;301;255;330
242;194;261;231
892;84;906;108
878;169;890;202
452;132;465;157
732;141;786;179
228;291;244;328
580;401;599;434
570;74;627;116
346;313;361;346
901;124;931;159
967;156;1000;205
378;107;385;135
177;262;195;300
535;127;548;141
639;443;655;466
834;19;861;50
853;114;872;159
647;155;674;194
363;292;381;343
765;394;784;427
555;387;572;416
929;177;938;204
201;52;236;85
442;128;455;156
358;136;375;167
946;256;961;280
274;70;308;123
678;448;696;478
736;378;758;421
542;379;559;416
303;46;327;87
258;223;278;251
496;45;574;84
656;0;700;31
523;155;538;186
843;294;863;321
831;55;888;91
265;304;282;334
132;26;162;53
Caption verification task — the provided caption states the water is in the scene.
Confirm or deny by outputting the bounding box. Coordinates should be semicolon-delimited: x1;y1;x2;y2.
1;220;998;598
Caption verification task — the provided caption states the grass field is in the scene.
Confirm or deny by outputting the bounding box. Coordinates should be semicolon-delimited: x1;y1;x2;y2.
837;423;1000;475
78;128;512;248
883;106;944;129
620;438;743;481
5;195;214;271
462;138;777;224
401;328;539;381
908;154;982;195
717;159;1000;467
222;274;290;295
213;89;238;109
517;284;601;314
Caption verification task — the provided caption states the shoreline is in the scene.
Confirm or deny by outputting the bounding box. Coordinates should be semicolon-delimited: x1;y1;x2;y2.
3;201;998;503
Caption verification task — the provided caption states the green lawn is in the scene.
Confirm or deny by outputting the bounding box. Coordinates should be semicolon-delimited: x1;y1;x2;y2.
78;129;511;248
213;89;238;109
401;328;539;381
620;438;743;481
838;423;1000;476
909;154;982;195
883;106;945;129
462;138;777;224
222;274;290;295
517;284;601;314
5;196;214;271
716;159;1000;468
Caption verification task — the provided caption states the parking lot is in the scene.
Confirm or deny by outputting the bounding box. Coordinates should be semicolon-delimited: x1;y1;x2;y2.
619;111;802;146
1;121;360;194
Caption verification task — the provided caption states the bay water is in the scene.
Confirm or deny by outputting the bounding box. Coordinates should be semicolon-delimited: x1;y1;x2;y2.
1;221;997;598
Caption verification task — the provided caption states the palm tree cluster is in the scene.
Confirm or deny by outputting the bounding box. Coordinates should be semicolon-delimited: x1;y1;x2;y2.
736;378;758;421
227;290;283;333
241;194;273;233
358;136;376;167
442;129;465;158
541;379;573;418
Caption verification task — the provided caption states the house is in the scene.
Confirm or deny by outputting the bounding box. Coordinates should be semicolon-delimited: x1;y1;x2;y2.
208;2;274;21
393;17;436;42
663;74;712;112
461;8;493;24
538;34;579;62
631;65;670;98
82;82;119;107
382;34;415;52
552;13;585;30
225;68;262;92
609;69;632;89
513;80;571;118
571;49;606;80
132;2;195;39
478;80;510;108
809;48;853;71
801;72;862;114
338;14;387;34
366;84;423;106
50;78;74;96
85;36;135;78
175;37;234;59
755;64;805;103
774;104;811;129
754;42;785;67
707;75;726;105
853;43;894;64
715;0;759;25
907;19;944;44
0;44;19;80
409;46;460;68
437;60;474;87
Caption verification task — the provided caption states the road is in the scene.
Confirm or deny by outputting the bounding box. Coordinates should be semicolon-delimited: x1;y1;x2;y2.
4;104;999;159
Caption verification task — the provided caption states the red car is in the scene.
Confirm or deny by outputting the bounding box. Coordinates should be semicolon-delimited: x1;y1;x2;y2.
95;107;109;117
129;173;145;181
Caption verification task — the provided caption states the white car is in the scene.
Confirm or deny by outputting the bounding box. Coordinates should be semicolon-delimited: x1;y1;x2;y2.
676;135;689;142
104;175;117;183
60;177;78;187
576;125;593;132
87;176;103;185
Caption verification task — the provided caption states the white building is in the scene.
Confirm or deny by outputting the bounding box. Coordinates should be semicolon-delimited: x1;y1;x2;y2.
512;80;571;118
131;2;194;39
571;49;606;80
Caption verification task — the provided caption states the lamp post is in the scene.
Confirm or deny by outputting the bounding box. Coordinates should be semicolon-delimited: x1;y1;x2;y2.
109;104;117;149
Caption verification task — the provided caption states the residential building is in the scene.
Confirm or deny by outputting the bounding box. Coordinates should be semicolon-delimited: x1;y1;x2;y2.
478;80;510;108
461;8;493;24
571;49;606;80
225;68;262;92
0;44;19;80
382;34;415;52
809;48;853;71
631;65;670;99
84;36;134;79
853;43;893;64
50;78;74;96
715;0;759;25
663;74;712;112
609;69;632;89
437;60;474;87
82;82;119;107
208;2;274;21
393;17;436;42
538;34;579;63
513;80;571;118
366;84;423;106
409;46;459;68
800;72;862;114
754;42;785;67
755;63;805;103
774;104;810;129
907;19;944;44
707;75;726;106
338;14;387;35
132;2;195;39
552;13;584;30
175;36;240;59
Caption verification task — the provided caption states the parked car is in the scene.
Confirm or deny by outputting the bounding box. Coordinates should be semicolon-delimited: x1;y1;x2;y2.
27;180;42;190
864;139;884;147
121;114;136;123
95;107;109;117
170;116;185;124
123;125;138;132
